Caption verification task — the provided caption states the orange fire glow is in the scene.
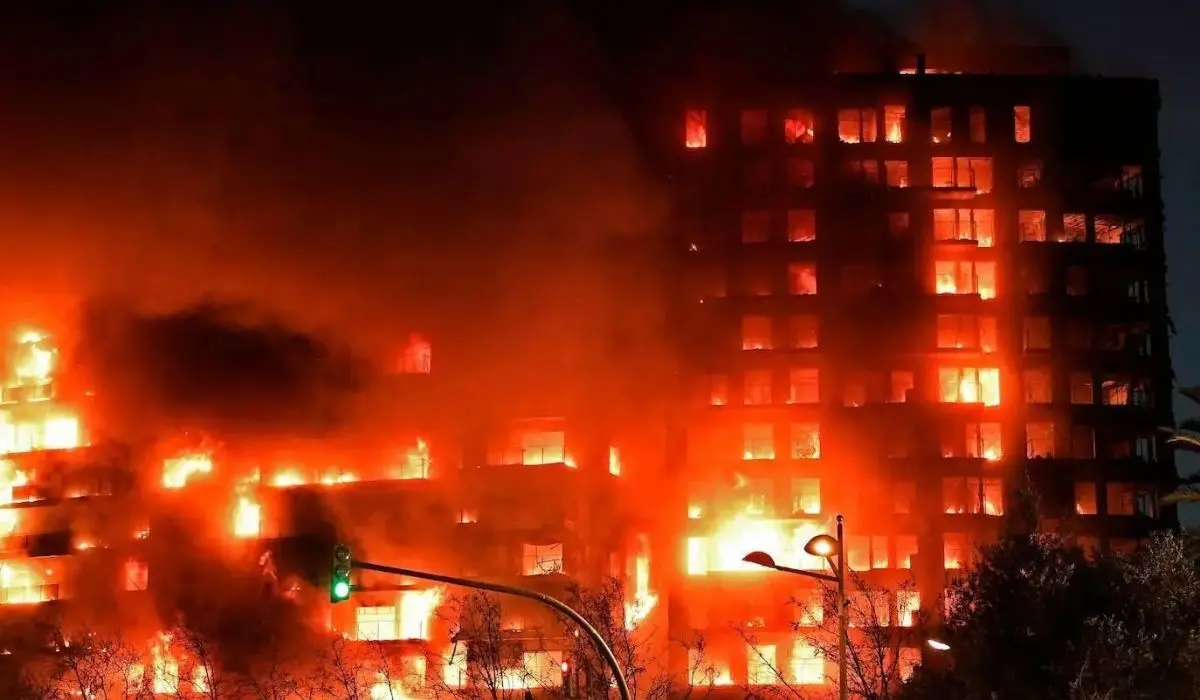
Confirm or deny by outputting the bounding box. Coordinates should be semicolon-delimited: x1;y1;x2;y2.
0;461;28;536
0;561;51;605
233;475;262;538
151;632;180;695
162;452;213;489
399;587;443;640
688;515;827;575
624;550;658;629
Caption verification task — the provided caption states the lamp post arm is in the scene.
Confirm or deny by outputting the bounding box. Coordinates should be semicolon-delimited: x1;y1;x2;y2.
352;560;631;700
770;564;839;583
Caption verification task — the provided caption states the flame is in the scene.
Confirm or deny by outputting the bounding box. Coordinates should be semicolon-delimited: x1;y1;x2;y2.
399;587;443;640
688;516;827;575
370;672;415;700
608;446;621;476
151;632;179;695
319;470;357;485
0;561;50;604
11;331;55;384
624;552;658;629
162;452;213;489
393;439;430;480
886;121;903;143
270;469;307;488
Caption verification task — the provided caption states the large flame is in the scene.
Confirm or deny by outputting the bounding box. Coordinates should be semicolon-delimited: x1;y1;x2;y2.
162;452;213;489
399;587;443;640
151;632;180;695
688;515;827;575
0;561;51;604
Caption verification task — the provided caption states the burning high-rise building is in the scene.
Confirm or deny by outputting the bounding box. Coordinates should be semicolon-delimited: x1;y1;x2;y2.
0;2;1180;698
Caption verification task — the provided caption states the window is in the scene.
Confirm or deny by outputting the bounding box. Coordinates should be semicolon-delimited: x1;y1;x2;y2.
1018;160;1043;187
884;105;906;143
838;108;878;143
1024;317;1051;350
943;477;1003;515
1070;372;1093;404
944;533;966;569
709;375;728;406
895;535;918;568
1106;483;1135;516
788;368;819;404
787;209;816;242
744;370;773;405
792;641;824;685
741;110;768;146
936;315;997;352
898;648;921;682
1075;483;1098;515
881;485;911;517
889;371;915;403
124;558;149;591
788;263;818;295
747;644;777;685
966;423;1002;460
885;161;909;187
787;158;815;187
788;316;819;348
1101;376;1130;406
1072;426;1096;459
845;159;880;184
519;431;566;465
933;209;994;246
792;478;821;514
398;440;431;479
1060;213;1087;242
969;106;986;143
1023;262;1049;295
938;367;1001;406
522;543;565;575
741;211;770;243
744;160;771;191
1023;368;1053;403
686;538;709;575
1014;106;1032;143
847;536;871;572
789;423;820;459
400;334;432;373
898;592;920;627
356;606;399;641
743;423;775;460
888;212;910;237
934;260;997;299
1135;436;1157;462
784;109;815;144
1026;423;1055;458
930;107;952;143
742;316;772;350
1019;210;1047;242
685;109;707;149
1094;214;1128;244
871;536;890;569
931;157;994;193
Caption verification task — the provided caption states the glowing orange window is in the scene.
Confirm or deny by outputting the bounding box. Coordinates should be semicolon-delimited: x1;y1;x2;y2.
784;109;815;144
943;533;966;569
709;374;728;406
1014;106;1032;143
885;161;909;188
400;333;432;374
1019;210;1047;242
1075;482;1098;515
883;105;906;143
743;370;773;405
937;367;1000;406
969;106;986;143
933;209;994;247
837;108;877;143
741;210;770;244
685;109;707;148
934;261;996;299
1026;422;1055;458
965;423;1002;461
930;107;952;143
742;316;772;350
788;263;818;295
787;368;819;404
897;591;919;627
743;423;775;460
789;423;820;459
787;316;819;349
786;209;816;242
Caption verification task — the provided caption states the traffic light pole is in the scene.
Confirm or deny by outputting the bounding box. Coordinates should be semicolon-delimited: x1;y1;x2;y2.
351;559;631;700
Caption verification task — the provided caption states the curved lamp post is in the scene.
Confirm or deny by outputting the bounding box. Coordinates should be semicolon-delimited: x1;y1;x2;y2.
743;514;848;700
351;559;631;700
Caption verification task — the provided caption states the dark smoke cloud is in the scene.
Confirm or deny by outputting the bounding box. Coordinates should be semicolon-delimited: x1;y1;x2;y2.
76;300;366;443
0;1;667;374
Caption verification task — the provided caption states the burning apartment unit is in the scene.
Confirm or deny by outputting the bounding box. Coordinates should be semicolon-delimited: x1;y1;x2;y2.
0;327;652;696
664;44;1176;690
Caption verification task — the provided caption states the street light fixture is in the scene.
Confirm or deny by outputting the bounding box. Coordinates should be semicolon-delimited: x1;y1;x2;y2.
926;639;951;652
742;514;849;700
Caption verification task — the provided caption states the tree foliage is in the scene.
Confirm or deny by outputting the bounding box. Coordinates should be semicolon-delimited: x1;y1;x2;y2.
902;530;1200;700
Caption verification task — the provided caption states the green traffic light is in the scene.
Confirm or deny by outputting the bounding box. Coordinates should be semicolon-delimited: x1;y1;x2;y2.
332;580;351;600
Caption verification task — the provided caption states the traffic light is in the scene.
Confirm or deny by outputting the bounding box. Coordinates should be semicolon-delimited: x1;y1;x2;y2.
331;543;352;603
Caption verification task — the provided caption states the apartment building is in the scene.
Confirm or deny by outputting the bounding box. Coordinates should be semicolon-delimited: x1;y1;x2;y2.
662;39;1177;689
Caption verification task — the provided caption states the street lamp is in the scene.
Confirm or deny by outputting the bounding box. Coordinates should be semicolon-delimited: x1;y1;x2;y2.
742;514;849;700
926;639;951;652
